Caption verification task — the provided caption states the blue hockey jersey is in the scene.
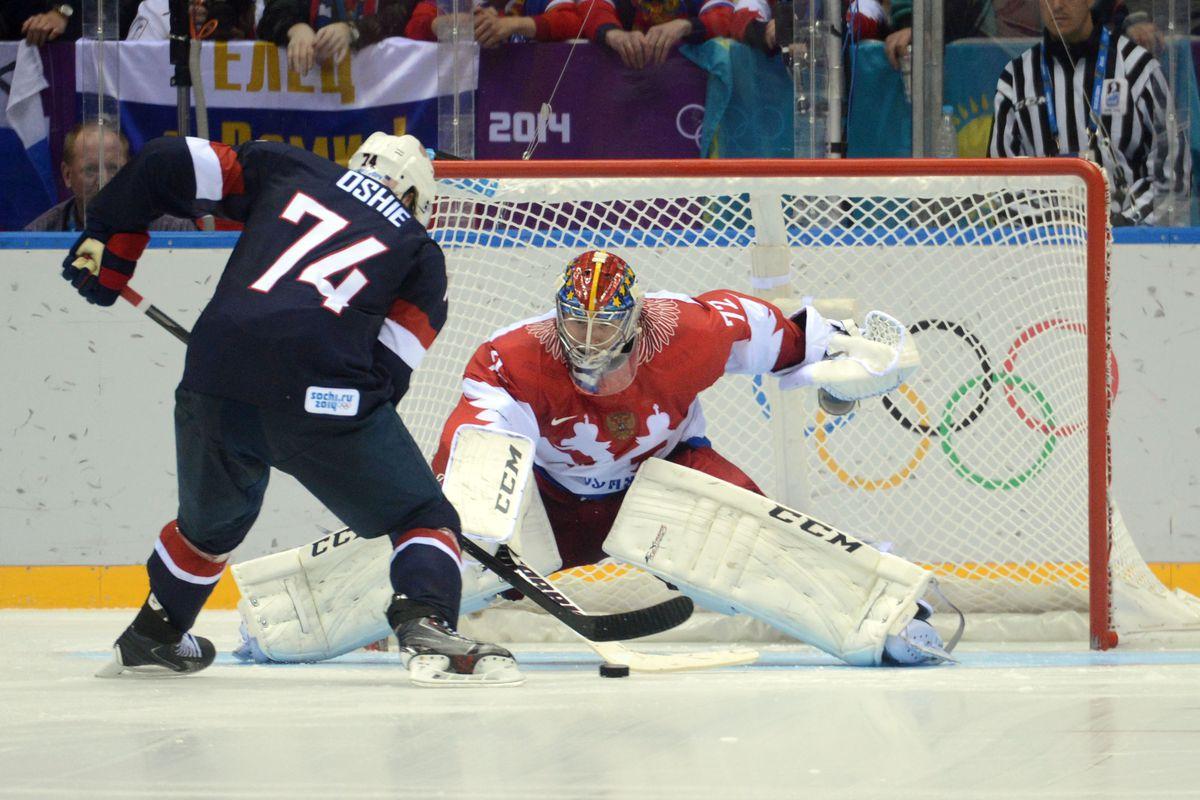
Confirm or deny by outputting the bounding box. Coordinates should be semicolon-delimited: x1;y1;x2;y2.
83;137;448;419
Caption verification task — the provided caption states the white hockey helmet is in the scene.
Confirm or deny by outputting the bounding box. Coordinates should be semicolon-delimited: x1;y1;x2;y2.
348;133;436;226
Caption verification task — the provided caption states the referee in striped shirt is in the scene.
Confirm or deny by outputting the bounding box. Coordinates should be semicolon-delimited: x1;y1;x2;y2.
988;0;1190;225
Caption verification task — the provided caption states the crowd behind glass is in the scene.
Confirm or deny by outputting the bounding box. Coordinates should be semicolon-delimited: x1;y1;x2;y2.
2;0;1196;228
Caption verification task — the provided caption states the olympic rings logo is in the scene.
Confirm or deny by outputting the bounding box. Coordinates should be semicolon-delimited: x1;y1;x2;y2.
809;318;1119;493
814;383;933;491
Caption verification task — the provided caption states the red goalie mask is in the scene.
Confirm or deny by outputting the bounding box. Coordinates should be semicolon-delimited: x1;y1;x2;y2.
554;250;644;396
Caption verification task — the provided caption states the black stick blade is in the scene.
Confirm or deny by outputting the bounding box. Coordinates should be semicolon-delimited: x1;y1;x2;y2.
461;538;694;642
583;595;694;642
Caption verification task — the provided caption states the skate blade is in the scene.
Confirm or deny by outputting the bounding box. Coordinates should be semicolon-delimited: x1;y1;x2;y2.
95;651;128;678
94;646;199;678
407;654;525;688
910;640;956;665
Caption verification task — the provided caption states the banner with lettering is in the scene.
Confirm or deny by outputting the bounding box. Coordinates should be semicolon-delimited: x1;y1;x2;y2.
473;44;708;159
75;38;471;162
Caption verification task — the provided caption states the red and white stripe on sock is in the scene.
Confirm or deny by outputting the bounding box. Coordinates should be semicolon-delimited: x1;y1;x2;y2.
390;527;462;570
153;520;229;586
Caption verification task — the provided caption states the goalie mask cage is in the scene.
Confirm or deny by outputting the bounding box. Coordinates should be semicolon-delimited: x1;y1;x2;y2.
409;158;1200;650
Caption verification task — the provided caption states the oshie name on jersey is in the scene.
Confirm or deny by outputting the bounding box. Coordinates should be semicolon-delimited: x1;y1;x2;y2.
335;171;412;228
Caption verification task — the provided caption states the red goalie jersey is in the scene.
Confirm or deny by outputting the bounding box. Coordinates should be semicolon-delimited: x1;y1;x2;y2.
432;289;817;497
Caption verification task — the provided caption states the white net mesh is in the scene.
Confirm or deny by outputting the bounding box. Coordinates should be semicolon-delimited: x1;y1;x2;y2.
411;165;1200;643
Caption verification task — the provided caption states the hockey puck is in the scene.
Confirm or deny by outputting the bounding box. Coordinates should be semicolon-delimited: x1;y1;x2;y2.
599;662;630;678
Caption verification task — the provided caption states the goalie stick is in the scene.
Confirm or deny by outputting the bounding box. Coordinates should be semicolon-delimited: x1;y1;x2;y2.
118;288;746;658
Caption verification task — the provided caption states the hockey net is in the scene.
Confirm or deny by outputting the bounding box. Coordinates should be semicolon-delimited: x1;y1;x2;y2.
407;159;1200;648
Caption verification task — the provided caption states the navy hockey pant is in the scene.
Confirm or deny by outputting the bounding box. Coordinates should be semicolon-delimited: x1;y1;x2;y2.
146;388;461;632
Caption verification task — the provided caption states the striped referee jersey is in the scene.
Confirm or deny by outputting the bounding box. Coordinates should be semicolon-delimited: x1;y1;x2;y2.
988;20;1190;225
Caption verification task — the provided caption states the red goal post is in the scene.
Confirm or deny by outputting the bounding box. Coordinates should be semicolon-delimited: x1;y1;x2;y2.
414;157;1166;649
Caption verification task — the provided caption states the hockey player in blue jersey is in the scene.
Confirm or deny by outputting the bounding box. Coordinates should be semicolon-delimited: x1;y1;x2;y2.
62;133;523;686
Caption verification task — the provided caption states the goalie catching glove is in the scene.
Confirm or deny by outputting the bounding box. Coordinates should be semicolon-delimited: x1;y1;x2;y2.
781;308;919;403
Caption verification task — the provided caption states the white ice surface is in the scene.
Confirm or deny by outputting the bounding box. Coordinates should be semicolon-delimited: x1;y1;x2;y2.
4;610;1200;799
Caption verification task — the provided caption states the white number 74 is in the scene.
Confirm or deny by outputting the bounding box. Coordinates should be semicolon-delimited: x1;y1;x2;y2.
250;192;387;314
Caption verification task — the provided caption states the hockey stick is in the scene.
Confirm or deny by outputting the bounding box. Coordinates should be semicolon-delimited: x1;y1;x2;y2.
460;537;693;642
119;286;190;344
117;288;706;648
311;523;749;668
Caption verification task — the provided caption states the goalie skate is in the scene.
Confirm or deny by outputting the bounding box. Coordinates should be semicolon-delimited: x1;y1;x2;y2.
882;600;955;665
391;600;524;688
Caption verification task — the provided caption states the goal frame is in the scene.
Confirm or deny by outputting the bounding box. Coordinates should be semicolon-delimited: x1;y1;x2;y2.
431;157;1115;649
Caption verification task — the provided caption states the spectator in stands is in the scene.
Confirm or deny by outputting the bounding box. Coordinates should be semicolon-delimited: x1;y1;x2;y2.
1094;0;1200;54
259;0;410;74
580;0;774;68
126;0;256;40
2;1;81;44
987;0;1191;225
883;0;996;71
844;0;887;39
406;0;582;46
990;0;1041;37
732;0;886;56
25;121;196;232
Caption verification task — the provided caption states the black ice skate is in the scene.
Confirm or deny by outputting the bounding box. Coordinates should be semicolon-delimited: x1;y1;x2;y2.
388;597;523;687
96;594;216;678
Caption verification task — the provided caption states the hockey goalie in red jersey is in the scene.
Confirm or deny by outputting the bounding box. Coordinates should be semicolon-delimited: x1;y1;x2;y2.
232;249;957;669
430;250;812;567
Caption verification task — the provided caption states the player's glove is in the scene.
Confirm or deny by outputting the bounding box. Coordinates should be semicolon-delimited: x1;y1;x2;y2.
62;232;149;307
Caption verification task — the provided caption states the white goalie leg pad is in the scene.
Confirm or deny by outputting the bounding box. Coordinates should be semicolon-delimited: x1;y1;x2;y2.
443;425;562;614
233;530;394;663
603;459;932;666
233;516;559;664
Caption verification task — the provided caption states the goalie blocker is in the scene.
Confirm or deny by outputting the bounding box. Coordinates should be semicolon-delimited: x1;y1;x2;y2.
604;459;959;666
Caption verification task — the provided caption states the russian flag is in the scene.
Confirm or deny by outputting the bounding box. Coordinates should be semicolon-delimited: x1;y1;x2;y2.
0;42;57;230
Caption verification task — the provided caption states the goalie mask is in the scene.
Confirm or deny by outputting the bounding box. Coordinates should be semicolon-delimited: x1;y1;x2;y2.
555;250;643;396
347;133;436;226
